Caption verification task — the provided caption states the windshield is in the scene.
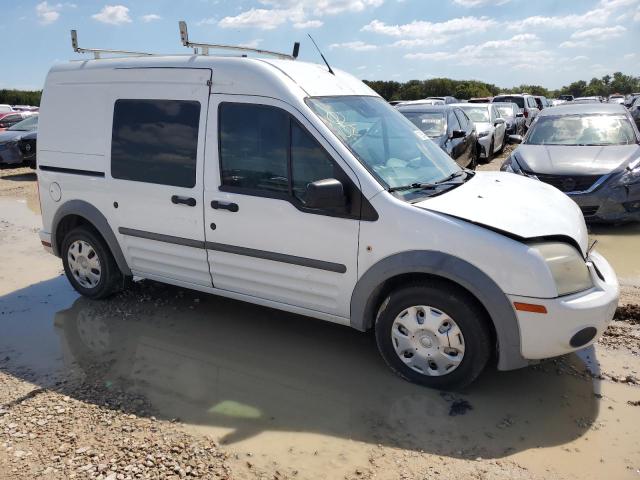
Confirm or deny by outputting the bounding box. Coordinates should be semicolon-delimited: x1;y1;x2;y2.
401;111;446;137
457;106;490;123
526;114;637;146
306;96;460;197
496;105;515;117
8;115;38;131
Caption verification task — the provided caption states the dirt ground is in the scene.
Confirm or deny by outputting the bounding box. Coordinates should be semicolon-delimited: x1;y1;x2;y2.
0;158;639;480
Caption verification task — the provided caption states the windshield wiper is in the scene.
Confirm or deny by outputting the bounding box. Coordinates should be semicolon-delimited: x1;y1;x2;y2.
388;182;438;193
435;170;467;184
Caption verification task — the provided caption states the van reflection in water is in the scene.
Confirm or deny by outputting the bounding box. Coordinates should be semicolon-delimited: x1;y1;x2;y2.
53;282;599;457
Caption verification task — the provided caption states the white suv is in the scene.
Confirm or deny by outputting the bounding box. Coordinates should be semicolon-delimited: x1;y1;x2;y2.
37;53;619;389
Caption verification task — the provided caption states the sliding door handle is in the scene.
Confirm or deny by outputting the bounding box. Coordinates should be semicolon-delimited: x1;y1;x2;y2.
211;200;239;212
171;195;196;207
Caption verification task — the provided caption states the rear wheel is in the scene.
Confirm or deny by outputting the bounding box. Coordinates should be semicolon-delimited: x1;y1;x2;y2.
485;137;494;162
62;226;123;299
375;283;492;390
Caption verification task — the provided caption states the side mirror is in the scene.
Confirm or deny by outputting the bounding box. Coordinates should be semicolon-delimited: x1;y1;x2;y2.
508;134;523;144
450;129;466;139
516;112;524;118
304;178;346;209
494;118;505;126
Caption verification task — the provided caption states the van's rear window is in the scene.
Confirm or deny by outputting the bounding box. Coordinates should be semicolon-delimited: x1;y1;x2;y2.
111;99;200;188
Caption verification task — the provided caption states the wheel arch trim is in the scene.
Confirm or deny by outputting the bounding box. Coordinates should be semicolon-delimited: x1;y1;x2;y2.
350;250;527;371
51;200;132;277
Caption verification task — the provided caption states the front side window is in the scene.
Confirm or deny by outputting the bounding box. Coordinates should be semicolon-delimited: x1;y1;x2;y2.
526;114;638;146
219;102;361;217
8;115;38;131
448;111;461;132
111;99;200;188
496;105;514;117
306;96;459;195
453;109;469;131
219;103;289;194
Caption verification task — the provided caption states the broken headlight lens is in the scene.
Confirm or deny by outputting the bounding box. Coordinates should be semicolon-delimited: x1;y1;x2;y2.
531;242;593;296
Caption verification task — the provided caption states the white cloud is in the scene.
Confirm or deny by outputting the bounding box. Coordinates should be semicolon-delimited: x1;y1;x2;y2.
362;16;496;46
571;55;589;61
36;2;60;25
452;0;510;6
219;0;383;29
559;40;589;48
329;40;377;51
570;25;626;40
404;34;554;69
92;5;132;25
623;53;636;59
293;19;323;28
141;14;161;23
239;39;263;48
196;17;217;26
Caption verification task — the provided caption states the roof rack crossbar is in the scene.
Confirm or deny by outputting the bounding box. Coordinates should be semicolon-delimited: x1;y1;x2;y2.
71;30;154;59
179;21;299;60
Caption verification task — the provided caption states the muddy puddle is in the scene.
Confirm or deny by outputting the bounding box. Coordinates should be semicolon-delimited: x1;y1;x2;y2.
589;223;640;286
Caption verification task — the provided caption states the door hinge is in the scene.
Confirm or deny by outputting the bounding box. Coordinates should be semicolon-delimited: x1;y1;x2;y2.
206;80;212;87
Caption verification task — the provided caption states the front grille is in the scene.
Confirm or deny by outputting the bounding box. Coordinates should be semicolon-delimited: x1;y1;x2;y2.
529;173;602;193
580;206;599;216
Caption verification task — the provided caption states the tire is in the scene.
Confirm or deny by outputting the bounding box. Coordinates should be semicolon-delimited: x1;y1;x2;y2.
467;146;478;170
375;282;492;391
61;226;123;299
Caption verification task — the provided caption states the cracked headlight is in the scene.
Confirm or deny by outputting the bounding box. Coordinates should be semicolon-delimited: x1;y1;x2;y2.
532;242;593;296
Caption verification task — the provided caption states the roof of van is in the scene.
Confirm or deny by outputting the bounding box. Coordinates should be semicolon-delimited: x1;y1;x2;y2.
46;55;376;100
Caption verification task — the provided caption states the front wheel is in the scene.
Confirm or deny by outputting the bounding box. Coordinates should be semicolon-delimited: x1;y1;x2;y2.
62;226;123;299
375;283;492;390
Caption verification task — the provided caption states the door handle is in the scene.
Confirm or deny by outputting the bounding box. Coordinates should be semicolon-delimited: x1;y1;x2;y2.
171;195;196;207
211;200;239;212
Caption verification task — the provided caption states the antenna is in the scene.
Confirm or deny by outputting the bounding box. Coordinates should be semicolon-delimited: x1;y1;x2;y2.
179;20;298;60
70;29;154;59
307;34;334;75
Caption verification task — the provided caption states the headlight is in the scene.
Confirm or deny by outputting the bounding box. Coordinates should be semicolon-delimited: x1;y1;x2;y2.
478;131;490;138
501;154;524;173
531;242;593;296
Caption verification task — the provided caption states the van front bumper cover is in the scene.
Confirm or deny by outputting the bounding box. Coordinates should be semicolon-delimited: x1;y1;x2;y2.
509;250;618;360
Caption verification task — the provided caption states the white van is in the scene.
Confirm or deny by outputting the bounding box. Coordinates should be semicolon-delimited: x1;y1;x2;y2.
37;34;619;390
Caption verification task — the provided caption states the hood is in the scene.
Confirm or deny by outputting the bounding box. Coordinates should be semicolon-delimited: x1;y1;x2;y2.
515;144;640;175
415;171;588;254
0;130;25;143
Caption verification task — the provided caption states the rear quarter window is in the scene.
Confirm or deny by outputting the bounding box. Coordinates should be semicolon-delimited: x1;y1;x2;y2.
111;99;200;188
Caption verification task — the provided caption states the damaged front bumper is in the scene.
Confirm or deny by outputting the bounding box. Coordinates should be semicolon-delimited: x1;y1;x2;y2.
569;180;640;223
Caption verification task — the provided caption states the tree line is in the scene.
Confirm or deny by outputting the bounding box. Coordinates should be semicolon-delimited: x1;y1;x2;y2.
0;89;42;107
2;71;639;106
364;72;640;101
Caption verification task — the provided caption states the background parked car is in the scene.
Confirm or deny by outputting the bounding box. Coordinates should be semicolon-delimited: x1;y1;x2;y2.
18;130;37;169
501;103;640;223
397;104;479;169
427;96;459;104
468;97;493;103
493;102;525;136
492;94;540;131
629;96;640;128
396;98;445;106
558;94;574;102
533;95;550;109
0;115;38;166
624;94;640;109
0;112;34;131
0;104;14;114
570;96;602;104
608;94;625;104
453;103;506;161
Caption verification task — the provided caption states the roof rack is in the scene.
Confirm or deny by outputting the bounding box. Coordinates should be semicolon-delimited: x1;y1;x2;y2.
71;30;154;59
178;21;299;60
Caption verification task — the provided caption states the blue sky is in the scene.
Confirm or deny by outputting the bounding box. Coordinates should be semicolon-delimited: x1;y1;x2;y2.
1;0;639;90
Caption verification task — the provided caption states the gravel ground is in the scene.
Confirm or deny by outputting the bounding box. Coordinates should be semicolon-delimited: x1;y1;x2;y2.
1;162;639;480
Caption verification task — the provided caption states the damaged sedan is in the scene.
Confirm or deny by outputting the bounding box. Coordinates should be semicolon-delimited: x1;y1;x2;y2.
502;103;640;223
